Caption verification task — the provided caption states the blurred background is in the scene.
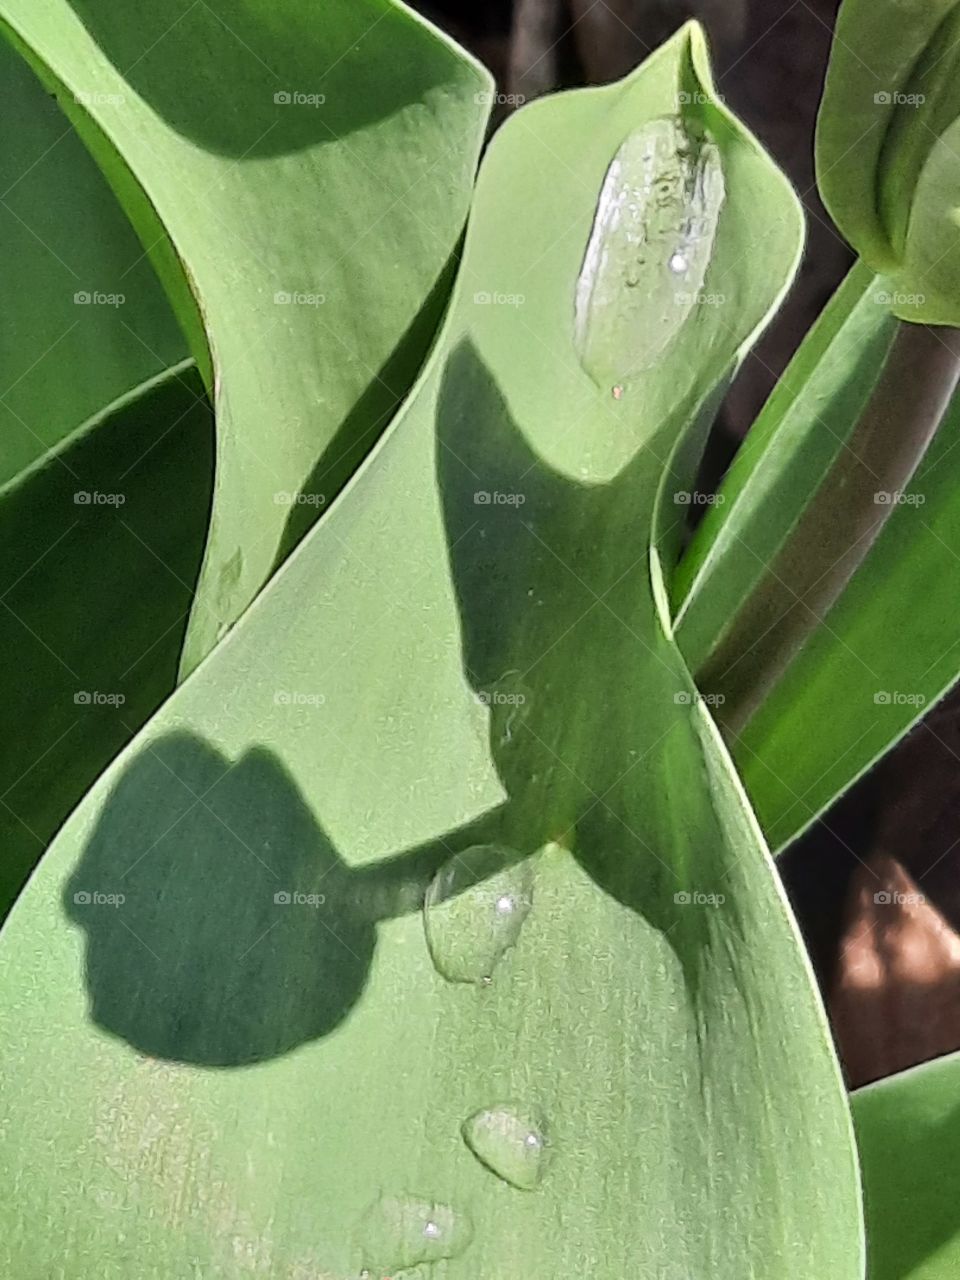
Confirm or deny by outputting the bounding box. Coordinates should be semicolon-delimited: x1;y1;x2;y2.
411;0;960;1091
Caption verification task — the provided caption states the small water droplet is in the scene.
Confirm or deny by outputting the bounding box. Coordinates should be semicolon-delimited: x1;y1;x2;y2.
462;1104;551;1190
574;115;725;384
359;1195;472;1274
424;845;534;984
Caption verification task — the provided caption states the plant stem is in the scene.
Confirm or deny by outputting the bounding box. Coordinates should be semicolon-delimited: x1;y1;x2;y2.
700;320;960;738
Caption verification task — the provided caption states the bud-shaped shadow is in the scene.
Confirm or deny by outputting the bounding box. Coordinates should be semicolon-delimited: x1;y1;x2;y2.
66;338;714;1066
64;732;500;1066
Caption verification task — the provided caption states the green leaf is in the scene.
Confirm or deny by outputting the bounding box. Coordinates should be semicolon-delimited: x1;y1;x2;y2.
0;27;861;1280
0;34;186;484
0;0;491;675
854;1051;960;1279
730;390;960;852
673;260;897;674
0;360;213;917
0;0;492;672
677;260;960;850
817;0;960;324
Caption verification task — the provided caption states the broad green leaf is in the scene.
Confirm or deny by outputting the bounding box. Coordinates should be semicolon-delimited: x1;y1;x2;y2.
0;35;185;483
0;27;861;1280
0;360;213;916
0;0;492;672
817;0;960;324
854;1051;960;1279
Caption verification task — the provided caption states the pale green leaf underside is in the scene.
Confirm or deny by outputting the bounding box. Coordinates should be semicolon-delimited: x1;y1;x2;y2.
0;26;860;1280
0;35;185;485
854;1050;960;1279
0;0;492;673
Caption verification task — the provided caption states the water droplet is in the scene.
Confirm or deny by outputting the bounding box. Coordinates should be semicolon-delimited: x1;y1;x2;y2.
574;115;725;385
462;1104;551;1190
424;844;534;984
359;1195;472;1273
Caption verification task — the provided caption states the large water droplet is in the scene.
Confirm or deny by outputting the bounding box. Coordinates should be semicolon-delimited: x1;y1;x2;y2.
359;1195;472;1274
424;844;534;985
574;115;725;385
462;1104;551;1190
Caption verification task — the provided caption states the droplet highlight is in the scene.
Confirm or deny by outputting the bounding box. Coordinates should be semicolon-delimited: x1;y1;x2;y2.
359;1195;472;1274
574;115;725;385
462;1104;551;1190
424;844;534;985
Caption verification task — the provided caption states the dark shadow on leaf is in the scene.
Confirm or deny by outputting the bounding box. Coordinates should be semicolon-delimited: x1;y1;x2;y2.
64;731;502;1066
66;340;723;1065
434;339;726;995
65;0;461;157
272;246;462;571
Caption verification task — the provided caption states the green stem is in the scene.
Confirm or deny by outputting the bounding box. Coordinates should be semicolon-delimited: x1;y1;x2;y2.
700;320;960;738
